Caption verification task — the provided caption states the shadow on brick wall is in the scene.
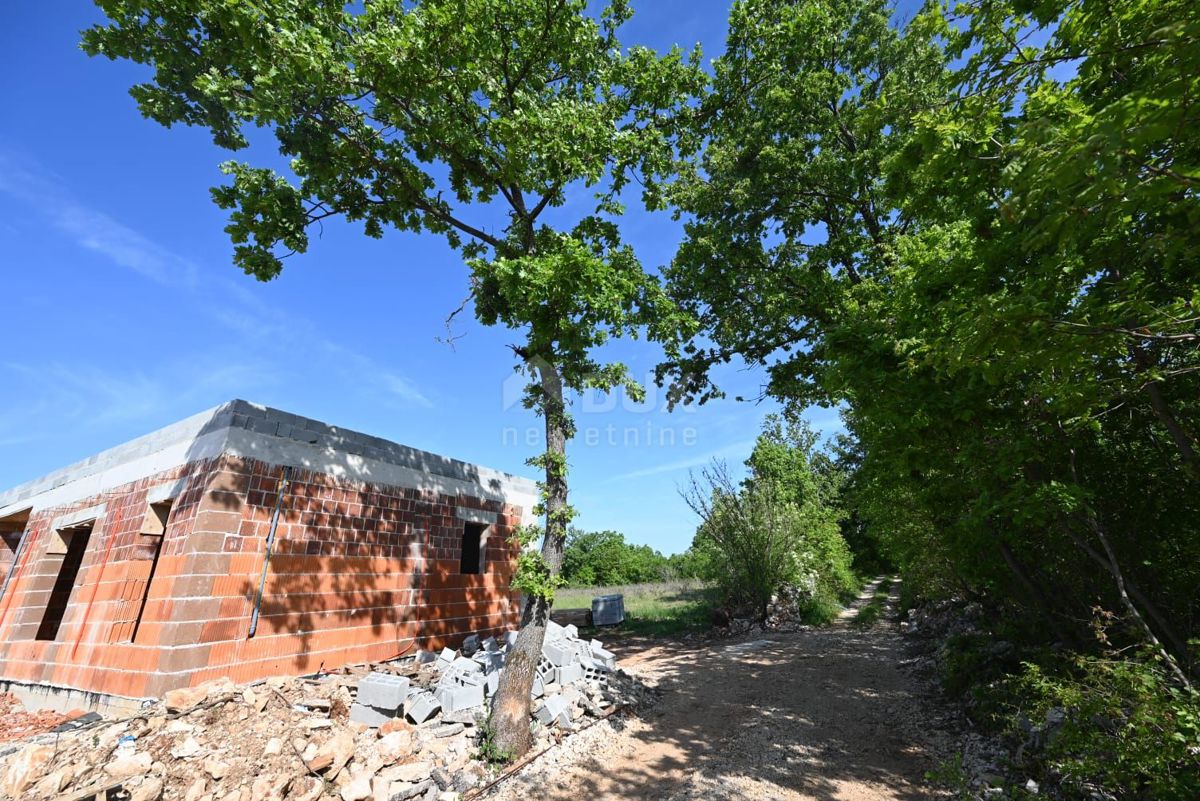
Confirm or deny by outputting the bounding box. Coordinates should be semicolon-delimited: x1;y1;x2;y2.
184;414;519;673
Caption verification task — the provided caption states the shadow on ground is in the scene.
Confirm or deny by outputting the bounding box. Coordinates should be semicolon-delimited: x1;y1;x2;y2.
499;578;943;801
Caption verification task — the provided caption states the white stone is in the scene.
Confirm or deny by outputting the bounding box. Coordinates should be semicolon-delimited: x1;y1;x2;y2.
105;752;153;779
391;761;434;783
170;736;203;759
341;774;373;801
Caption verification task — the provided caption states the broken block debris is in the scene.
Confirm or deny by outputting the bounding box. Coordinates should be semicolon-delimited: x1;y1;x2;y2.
0;628;647;801
341;621;617;734
349;702;398;728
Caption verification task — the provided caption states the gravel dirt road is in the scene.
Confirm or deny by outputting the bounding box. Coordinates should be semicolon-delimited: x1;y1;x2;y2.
488;579;955;801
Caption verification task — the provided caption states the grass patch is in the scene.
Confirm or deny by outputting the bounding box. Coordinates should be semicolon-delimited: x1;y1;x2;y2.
556;580;717;638
797;595;845;626
851;578;892;629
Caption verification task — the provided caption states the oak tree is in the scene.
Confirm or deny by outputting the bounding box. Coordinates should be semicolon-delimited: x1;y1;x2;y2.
84;0;701;755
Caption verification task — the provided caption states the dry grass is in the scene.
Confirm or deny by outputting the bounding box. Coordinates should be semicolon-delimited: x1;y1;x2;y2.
556;580;716;637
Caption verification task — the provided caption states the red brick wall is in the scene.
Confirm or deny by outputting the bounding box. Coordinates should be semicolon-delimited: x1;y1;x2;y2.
0;460;213;699
160;455;524;693
0;454;524;701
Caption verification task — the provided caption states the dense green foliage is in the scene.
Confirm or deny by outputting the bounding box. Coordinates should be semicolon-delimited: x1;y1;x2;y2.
664;0;1200;795
560;528;702;586
667;0;1200;672
684;412;857;622
935;629;1200;799
1014;654;1200;798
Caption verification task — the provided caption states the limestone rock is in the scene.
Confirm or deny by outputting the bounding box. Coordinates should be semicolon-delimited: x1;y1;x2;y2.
200;677;237;698
430;723;464;739
251;773;292;800
287;776;324;801
377;730;413;763
387;780;434;800
390;761;434;783
97;723;131;750
341;774;373;801
31;765;72;797
184;777;208;801
379;718;410;736
204;758;231;780
310;730;355;776
106;751;153;779
131;776;165;801
430;768;452;791
164;685;208;713
303;717;333;730
171;736;203;759
451;770;479;793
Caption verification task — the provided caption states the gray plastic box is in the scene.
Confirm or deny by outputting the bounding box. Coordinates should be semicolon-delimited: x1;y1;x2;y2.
591;594;625;626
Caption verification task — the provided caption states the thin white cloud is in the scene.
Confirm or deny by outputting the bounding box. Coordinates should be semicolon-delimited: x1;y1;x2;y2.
0;435;37;447
375;370;434;408
0;155;199;289
42;364;168;425
55;203;201;289
603;438;756;483
0;151;433;411
1;358;280;438
319;341;434;409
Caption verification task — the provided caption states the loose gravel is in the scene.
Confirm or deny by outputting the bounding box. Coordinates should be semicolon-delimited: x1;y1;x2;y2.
485;580;963;801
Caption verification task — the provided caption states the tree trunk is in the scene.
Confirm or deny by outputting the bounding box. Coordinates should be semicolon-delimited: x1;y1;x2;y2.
488;594;549;758
1066;525;1193;675
1131;344;1200;479
1071;516;1192;690
488;360;570;758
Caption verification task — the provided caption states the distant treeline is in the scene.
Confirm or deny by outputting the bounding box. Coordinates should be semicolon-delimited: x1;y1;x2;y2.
560;528;705;587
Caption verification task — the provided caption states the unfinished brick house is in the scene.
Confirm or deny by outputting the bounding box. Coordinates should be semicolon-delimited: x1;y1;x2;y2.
0;400;536;712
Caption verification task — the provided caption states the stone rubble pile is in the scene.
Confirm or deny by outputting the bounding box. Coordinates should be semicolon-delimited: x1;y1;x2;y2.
0;626;651;801
347;621;622;732
899;600;1036;799
0;694;72;743
762;582;818;630
717;582;822;635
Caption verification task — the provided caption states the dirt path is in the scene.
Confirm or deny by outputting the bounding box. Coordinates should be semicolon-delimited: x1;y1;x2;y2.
488;578;954;801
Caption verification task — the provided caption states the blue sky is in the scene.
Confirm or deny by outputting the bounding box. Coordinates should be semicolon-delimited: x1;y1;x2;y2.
0;1;847;555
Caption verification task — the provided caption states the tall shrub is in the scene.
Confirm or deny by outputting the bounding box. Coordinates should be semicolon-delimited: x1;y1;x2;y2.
682;413;856;621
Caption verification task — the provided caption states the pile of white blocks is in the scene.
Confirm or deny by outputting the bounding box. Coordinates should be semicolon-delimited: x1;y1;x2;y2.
531;621;616;725
536;622;615;685
351;622;617;729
